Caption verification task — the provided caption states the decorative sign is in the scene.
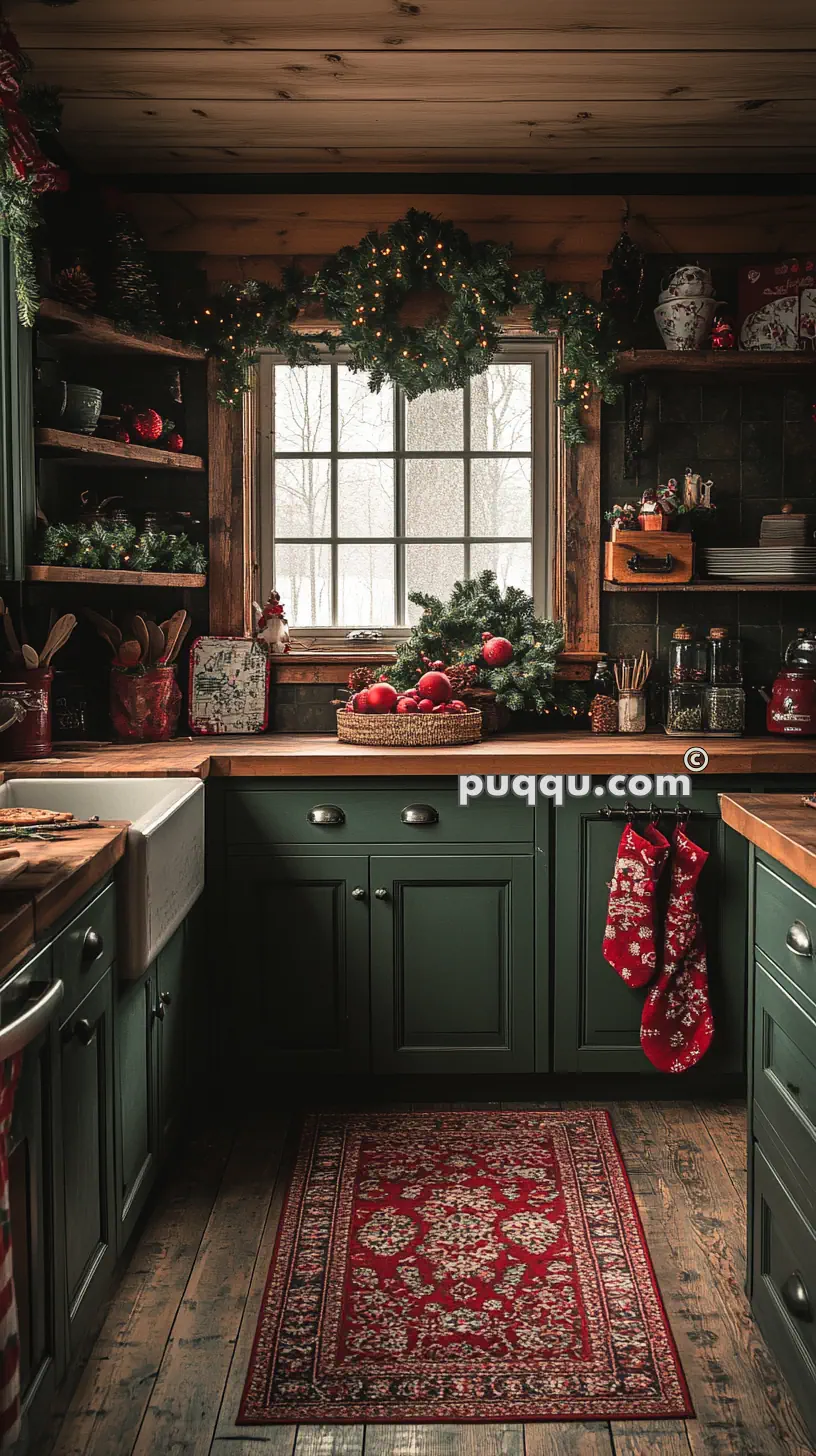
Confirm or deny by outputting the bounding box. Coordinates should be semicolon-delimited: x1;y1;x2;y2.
188;636;270;735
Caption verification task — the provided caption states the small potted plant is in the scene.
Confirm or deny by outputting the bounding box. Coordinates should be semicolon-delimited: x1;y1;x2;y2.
604;501;639;539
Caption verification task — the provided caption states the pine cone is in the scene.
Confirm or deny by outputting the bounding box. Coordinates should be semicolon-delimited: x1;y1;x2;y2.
348;666;377;694
53;264;96;311
446;662;479;695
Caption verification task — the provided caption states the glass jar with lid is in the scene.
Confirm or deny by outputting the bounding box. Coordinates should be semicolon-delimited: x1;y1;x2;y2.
703;685;745;735
589;655;617;735
668;625;707;684
665;683;704;735
708;626;742;684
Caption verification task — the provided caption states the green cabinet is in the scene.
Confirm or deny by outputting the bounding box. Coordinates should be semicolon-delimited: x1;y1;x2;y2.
370;853;534;1073
225;853;371;1073
156;923;191;1151
58;967;116;1358
115;970;156;1252
552;785;750;1074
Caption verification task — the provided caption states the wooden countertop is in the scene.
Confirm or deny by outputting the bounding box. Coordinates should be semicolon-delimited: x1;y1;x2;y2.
2;733;816;778
0;823;128;979
720;794;816;889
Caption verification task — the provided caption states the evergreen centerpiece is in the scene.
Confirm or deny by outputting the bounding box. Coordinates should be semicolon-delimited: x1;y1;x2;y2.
383;571;585;718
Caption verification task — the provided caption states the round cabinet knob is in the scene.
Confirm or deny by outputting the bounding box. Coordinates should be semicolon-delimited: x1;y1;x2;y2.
73;1018;94;1046
82;928;103;962
374;887;389;900
159;991;172;1008
351;886;366;900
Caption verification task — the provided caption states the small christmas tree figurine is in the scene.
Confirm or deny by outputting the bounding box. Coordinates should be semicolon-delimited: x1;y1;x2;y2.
253;590;290;654
104;212;164;334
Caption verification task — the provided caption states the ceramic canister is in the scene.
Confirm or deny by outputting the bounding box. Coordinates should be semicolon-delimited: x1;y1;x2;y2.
654;296;717;351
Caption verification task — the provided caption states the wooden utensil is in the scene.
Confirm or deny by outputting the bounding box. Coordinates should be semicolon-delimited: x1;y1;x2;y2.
146;620;165;668
161;610;189;664
131;615;150;663
83;609;123;652
39;613;77;667
21;644;39;669
117;639;142;668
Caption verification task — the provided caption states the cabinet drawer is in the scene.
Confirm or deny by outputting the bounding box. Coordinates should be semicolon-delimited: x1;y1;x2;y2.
53;882;116;1019
754;960;816;1183
752;1143;816;1445
756;859;816;1014
225;783;532;847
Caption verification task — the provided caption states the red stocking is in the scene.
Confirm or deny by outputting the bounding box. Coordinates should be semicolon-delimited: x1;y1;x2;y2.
602;821;670;988
641;825;713;1073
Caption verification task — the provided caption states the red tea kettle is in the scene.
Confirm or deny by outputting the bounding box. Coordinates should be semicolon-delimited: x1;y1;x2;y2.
762;630;816;735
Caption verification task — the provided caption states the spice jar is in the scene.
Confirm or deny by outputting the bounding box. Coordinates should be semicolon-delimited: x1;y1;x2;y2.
669;625;707;684
666;683;704;735
618;689;647;733
589;655;618;735
703;685;745;735
708;626;742;684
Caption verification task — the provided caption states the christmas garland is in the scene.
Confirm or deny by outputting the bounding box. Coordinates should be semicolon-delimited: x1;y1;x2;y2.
39;520;207;576
186;210;620;445
0;24;66;326
383;570;586;717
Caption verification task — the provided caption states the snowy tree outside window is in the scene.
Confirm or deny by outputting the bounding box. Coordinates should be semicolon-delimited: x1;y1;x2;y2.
257;345;554;631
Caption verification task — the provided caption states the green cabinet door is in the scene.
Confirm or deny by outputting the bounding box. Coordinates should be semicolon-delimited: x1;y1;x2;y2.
370;853;535;1073
59;968;116;1356
7;946;63;1444
553;786;749;1074
115;970;157;1255
156;922;189;1153
225;853;371;1073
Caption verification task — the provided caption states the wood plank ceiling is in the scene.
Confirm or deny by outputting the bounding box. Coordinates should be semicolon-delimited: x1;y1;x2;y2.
6;0;816;175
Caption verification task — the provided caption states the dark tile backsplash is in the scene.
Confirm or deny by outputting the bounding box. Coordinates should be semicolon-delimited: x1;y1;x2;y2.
601;375;816;727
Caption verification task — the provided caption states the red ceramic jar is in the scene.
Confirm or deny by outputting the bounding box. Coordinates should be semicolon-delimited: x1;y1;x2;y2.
0;668;53;759
110;666;181;742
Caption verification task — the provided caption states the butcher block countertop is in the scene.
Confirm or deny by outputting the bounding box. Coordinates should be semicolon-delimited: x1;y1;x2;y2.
0;822;127;979
1;733;816;778
720;794;816;891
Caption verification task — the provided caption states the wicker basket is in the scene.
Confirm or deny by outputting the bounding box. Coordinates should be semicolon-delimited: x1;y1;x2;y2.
337;708;482;747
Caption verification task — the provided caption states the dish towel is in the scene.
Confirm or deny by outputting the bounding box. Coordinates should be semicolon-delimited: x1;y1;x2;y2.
0;1053;22;1450
640;826;714;1073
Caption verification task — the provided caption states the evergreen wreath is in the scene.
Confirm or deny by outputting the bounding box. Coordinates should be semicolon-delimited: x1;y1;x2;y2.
311;208;516;398
384;570;586;718
186;210;621;446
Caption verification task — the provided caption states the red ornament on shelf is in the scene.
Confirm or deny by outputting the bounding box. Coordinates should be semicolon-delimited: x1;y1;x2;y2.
129;408;163;443
481;634;514;667
417;670;452;704
711;315;736;350
365;682;399;714
164;431;184;452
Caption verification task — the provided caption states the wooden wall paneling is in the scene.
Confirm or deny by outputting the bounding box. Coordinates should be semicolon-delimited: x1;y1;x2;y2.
76;148;816;174
24;49;816;101
555;398;601;657
7;0;816;50
207;360;252;637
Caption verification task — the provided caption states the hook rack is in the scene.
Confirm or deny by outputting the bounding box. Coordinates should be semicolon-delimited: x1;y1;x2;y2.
598;801;694;821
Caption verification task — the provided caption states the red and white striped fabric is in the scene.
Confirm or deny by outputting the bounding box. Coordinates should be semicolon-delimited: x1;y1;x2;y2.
0;1053;22;1450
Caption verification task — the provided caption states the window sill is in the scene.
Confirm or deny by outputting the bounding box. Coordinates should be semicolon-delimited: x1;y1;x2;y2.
268;648;592;684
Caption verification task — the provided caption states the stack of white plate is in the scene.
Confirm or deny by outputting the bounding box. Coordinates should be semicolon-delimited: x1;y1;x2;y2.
700;547;816;582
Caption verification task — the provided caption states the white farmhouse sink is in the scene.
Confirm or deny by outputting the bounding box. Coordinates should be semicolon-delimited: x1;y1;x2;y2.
0;777;205;978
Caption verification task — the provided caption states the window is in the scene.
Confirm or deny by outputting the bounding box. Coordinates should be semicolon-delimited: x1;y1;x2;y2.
257;344;554;633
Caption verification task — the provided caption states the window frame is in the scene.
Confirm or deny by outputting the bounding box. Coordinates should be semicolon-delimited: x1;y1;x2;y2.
255;339;558;643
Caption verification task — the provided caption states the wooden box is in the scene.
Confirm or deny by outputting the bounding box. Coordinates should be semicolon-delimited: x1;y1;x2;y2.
604;530;694;584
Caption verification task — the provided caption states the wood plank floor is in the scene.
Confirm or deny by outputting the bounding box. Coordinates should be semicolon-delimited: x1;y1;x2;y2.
41;1100;814;1456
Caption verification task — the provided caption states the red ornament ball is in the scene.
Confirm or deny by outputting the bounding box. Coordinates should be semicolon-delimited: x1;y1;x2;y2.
165;431;184;453
365;682;399;714
130;408;163;443
352;690;370;713
711;317;736;351
449;700;467;713
482;635;514;667
396;696;419;714
115;429;130;444
430;660;445;671
417;670;452;704
417;698;435;713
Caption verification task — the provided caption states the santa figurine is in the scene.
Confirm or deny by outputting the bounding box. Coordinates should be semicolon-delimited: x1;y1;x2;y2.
253;590;290;654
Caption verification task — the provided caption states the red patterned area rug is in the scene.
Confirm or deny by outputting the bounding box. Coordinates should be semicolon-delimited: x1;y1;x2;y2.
240;1109;692;1425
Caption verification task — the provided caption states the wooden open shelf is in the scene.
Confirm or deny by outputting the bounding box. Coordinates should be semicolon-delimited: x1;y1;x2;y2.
604;579;816;593
37;298;205;362
27;566;207;589
36;428;205;472
616;349;816;374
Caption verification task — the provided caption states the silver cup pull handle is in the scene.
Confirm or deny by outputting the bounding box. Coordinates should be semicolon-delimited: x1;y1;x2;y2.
401;804;439;827
786;920;813;958
307;805;345;827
